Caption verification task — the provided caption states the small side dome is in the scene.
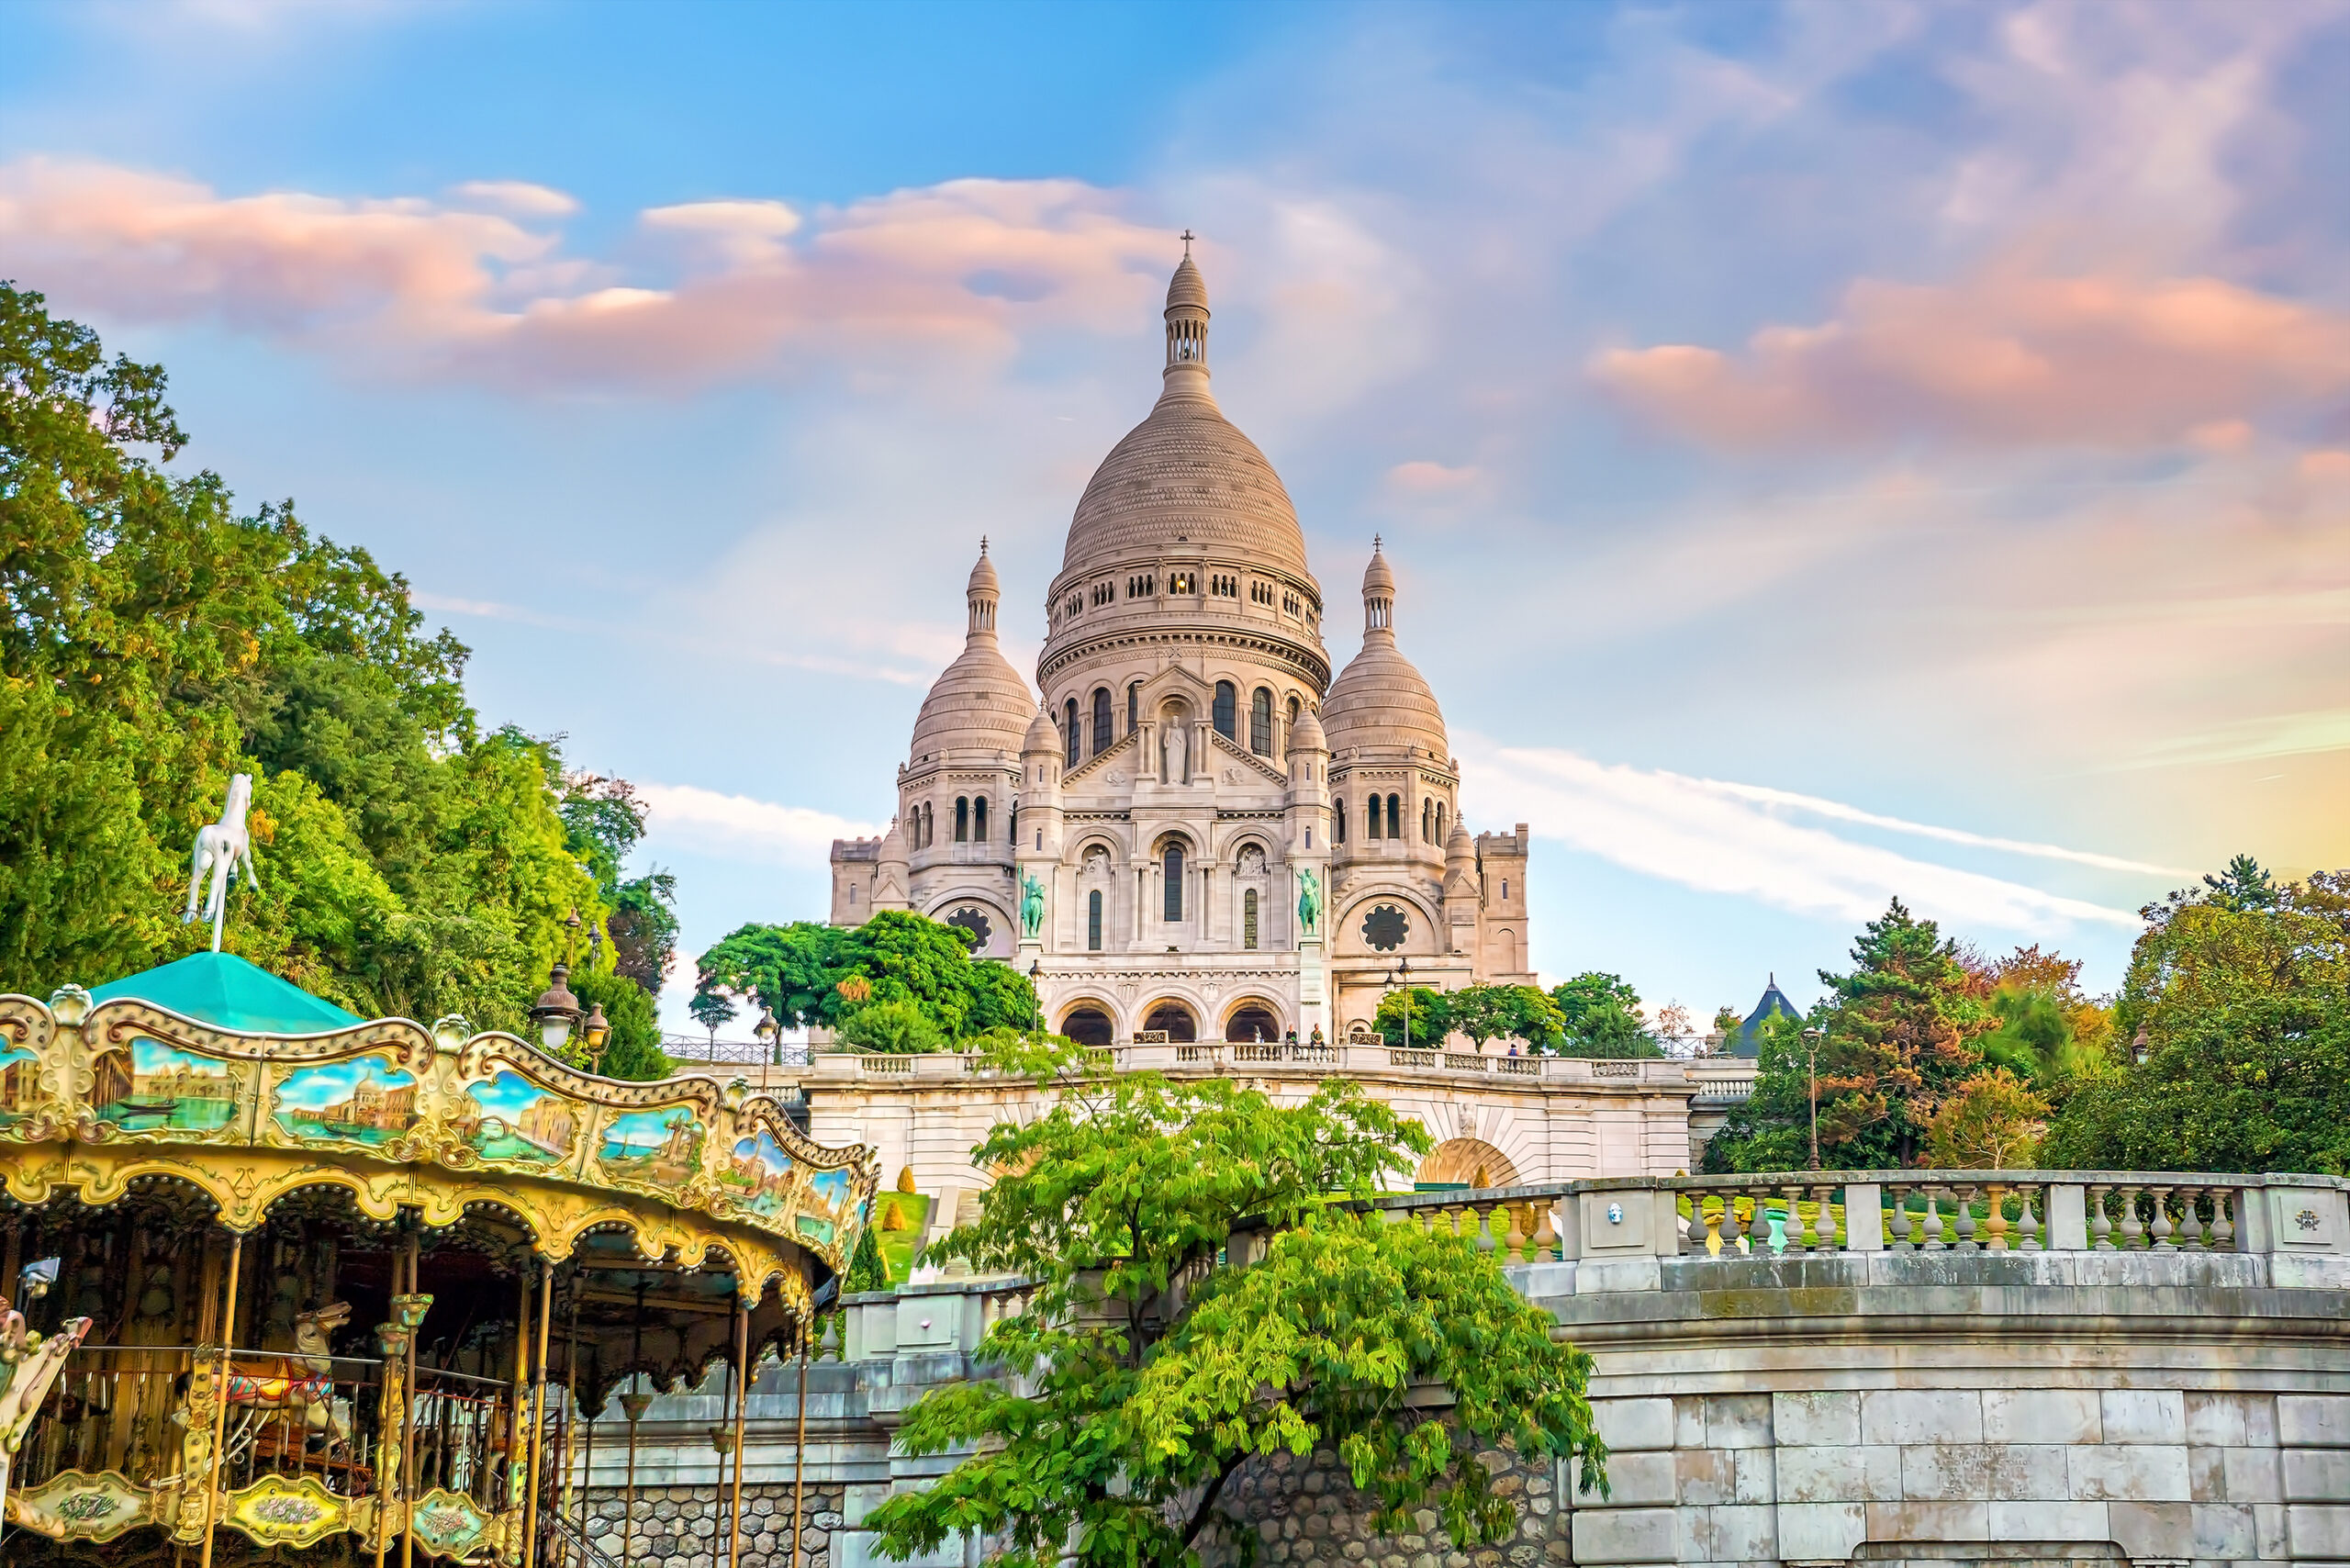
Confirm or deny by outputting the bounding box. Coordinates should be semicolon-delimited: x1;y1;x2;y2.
1288;705;1327;755
1446;816;1474;863
1022;706;1058;756
1325;540;1447;758
909;542;1035;759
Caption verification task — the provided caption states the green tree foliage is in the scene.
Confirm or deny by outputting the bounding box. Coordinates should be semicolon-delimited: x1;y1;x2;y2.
844;1212;889;1294
1547;972;1662;1058
1921;1066;2048;1170
1705;900;1995;1171
569;968;673;1081
0;284;670;1063
864;1040;1606;1566
558;772;678;994
693;912;1037;1044
2042;865;2350;1174
1446;984;1566;1050
833;998;947;1055
1971;946;2111;1097
1372;985;1451;1048
688;989;738;1046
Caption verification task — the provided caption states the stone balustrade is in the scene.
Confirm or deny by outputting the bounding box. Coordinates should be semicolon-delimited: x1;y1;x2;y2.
578;1169;2348;1568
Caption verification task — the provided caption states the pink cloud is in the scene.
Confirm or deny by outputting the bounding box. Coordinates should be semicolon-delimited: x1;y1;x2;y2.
1591;265;2350;450
0;158;1173;390
1385;459;1479;494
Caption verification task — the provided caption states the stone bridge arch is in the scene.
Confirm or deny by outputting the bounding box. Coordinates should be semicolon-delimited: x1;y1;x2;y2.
1416;1137;1521;1189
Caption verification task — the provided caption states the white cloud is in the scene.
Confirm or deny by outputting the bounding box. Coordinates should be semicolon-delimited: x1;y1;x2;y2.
1460;740;2145;934
635;783;881;868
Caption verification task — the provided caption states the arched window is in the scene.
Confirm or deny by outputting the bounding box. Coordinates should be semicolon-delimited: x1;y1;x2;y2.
1091;688;1112;755
1422;798;1433;841
1128;682;1140;733
1335;798;1348;843
1243;888;1259;950
954;797;968;843
1250;687;1272;756
973;796;988;841
921;802;934;846
1288;695;1301;724
1502;879;1510;902
1009;802;1018;845
1163;844;1184;921
1065;698;1080;764
1436;802;1446;841
1368;794;1383;839
1088;890;1102;951
1387;794;1402;839
1212;681;1237;740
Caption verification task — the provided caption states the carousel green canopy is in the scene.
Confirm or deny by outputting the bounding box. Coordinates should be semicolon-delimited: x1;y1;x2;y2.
87;950;366;1035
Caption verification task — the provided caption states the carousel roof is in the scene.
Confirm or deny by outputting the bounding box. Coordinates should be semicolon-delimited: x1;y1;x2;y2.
88;950;364;1034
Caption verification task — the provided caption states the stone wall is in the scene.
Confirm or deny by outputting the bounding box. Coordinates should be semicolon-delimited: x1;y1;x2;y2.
1203;1441;1568;1568
581;1483;844;1568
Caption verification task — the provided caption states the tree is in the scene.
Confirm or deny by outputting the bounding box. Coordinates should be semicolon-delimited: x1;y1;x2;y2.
1447;984;1566;1051
1705;900;1994;1172
1970;946;2110;1094
844;1216;889;1294
1550;972;1639;1033
1547;972;1662;1058
0;285;627;1032
2042;866;2350;1174
863;1041;1607;1566
688;989;737;1047
833;998;947;1055
1372;985;1452;1048
568;968;673;1081
1710;1006;1743;1051
1922;1068;2048;1169
697;912;1038;1042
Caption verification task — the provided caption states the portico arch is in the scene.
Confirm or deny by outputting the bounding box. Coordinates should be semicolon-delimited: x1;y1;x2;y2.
1417;1137;1521;1190
1224;999;1281;1043
1058;1002;1116;1047
1142;1000;1197;1041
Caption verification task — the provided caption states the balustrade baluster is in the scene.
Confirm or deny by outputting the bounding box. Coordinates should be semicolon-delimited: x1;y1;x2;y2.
2210;1189;2237;1253
1890;1185;1915;1250
2149;1186;2177;1250
2088;1184;2114;1250
1921;1188;1946;1250
2175;1189;2205;1250
2119;1187;2146;1250
1531;1202;1559;1262
1503;1204;1528;1263
1739;1191;1765;1254
1954;1184;1981;1250
2017;1185;2042;1251
1777;1185;1802;1252
1983;1184;2009;1251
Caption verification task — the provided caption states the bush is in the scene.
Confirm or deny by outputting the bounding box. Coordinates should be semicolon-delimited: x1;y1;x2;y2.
834;998;946;1055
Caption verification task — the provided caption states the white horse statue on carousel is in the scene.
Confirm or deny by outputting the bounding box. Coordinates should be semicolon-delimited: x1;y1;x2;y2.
185;774;261;951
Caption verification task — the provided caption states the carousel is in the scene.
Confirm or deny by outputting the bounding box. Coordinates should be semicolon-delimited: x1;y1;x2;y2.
0;786;877;1567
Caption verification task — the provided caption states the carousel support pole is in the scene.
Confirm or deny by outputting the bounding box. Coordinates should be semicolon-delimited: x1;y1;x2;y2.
509;1264;532;1512
558;1291;579;1568
521;1258;553;1568
197;1231;244;1568
621;1384;640;1568
790;1316;811;1568
401;1230;420;1568
576;1397;595;1563
728;1300;749;1568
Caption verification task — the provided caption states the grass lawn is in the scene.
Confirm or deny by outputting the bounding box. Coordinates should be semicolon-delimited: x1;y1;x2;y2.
871;1191;933;1285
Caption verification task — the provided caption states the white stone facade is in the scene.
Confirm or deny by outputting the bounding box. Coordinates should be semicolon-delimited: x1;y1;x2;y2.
830;251;1535;1047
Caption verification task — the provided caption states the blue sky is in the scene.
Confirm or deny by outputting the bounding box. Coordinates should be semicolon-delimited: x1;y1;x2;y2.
6;1;2344;1036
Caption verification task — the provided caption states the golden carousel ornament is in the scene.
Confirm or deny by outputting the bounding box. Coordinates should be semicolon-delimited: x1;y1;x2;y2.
0;780;877;1564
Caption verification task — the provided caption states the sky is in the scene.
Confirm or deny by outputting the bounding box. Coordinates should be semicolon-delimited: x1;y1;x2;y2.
5;0;2344;1037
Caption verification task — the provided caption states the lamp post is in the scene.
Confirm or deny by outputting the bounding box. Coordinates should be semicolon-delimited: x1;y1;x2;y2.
755;1006;779;1066
2132;1024;2150;1067
529;963;582;1056
1799;1026;1825;1171
1028;960;1045;1035
1382;957;1415;1052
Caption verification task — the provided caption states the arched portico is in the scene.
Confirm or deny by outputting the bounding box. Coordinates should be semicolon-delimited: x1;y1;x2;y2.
1224;998;1282;1043
1058;1000;1117;1047
1417;1137;1522;1189
1141;999;1197;1041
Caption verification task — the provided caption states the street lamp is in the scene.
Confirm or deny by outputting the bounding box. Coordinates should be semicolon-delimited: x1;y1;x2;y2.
1382;957;1415;1051
582;1002;610;1073
755;1006;779;1067
2132;1024;2150;1067
1029;960;1045;1035
1799;1026;1826;1172
529;962;582;1055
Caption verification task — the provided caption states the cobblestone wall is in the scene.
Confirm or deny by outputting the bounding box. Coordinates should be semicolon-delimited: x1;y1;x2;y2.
1203;1441;1567;1567
583;1484;844;1568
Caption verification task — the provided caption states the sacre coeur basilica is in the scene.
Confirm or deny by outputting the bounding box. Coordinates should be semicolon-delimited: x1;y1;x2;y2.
828;247;1536;1049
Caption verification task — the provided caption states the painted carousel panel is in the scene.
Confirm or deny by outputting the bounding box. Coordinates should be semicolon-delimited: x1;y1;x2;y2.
598;1105;707;1192
457;1070;580;1167
408;1486;500;1562
219;1470;350;1549
271;1053;422;1148
5;1469;153;1541
88;1038;244;1137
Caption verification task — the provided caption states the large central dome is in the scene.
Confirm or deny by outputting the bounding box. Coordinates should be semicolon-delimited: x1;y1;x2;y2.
1060;255;1310;580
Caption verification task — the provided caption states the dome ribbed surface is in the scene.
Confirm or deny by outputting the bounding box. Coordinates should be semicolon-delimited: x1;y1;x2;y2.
1063;390;1309;577
1166;255;1208;315
1325;636;1448;758
910;639;1035;758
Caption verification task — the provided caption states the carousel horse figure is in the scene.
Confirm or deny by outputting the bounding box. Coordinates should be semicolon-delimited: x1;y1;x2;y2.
0;1293;94;1518
184;773;261;950
178;1302;352;1459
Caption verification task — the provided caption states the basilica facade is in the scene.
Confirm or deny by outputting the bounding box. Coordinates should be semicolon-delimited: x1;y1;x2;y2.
828;251;1536;1047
